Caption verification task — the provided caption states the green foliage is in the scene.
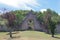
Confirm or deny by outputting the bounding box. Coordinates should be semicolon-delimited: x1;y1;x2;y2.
10;10;29;26
49;20;56;37
45;9;59;37
14;9;59;37
37;9;59;35
0;9;60;32
37;11;44;22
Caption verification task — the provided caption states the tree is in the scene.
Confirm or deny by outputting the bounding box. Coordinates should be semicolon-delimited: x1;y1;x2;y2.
42;9;52;33
1;12;16;38
40;9;58;34
50;15;60;37
10;10;32;26
37;11;44;22
49;20;56;37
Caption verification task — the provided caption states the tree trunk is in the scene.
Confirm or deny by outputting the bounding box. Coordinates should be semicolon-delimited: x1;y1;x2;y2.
52;34;54;37
9;28;13;38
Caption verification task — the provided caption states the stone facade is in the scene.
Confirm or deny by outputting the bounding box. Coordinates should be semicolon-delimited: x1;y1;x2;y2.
20;11;46;32
55;24;60;33
0;11;60;34
0;25;8;31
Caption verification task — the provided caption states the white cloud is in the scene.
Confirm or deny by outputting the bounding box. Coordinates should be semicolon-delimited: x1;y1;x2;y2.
58;13;60;15
40;9;47;13
0;0;40;10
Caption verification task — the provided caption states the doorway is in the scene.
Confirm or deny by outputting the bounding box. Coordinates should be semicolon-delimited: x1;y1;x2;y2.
28;19;34;30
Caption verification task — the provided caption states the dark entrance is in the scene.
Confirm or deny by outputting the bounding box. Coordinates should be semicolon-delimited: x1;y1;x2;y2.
27;19;34;30
28;26;32;30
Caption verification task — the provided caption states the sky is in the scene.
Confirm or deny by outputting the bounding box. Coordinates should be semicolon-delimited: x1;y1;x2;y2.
0;0;60;15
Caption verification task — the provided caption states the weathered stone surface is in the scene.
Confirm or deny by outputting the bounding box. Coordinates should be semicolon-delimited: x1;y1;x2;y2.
20;11;45;31
55;24;60;33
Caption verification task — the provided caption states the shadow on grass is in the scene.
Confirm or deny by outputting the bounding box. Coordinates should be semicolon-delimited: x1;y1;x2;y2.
6;31;19;35
6;33;17;35
53;37;60;39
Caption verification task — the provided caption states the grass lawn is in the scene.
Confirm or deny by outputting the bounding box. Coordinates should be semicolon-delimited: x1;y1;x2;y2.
0;31;60;40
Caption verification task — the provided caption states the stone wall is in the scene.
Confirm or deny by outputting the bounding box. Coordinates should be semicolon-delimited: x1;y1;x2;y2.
0;25;8;31
55;24;60;33
20;11;43;31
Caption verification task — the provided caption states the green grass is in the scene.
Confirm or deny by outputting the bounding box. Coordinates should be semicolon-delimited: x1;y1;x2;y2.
0;31;60;40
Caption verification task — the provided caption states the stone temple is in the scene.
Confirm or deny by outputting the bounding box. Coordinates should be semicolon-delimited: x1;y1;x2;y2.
0;11;60;33
20;11;47;32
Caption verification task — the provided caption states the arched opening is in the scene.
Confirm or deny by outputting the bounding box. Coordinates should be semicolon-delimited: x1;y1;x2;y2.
27;19;34;30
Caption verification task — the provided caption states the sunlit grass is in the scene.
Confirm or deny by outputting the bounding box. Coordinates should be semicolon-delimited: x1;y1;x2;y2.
0;31;60;40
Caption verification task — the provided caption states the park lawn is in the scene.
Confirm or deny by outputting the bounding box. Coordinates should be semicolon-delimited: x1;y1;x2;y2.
0;31;60;40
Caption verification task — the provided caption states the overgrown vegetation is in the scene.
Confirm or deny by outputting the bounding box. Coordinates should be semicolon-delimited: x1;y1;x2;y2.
0;9;60;37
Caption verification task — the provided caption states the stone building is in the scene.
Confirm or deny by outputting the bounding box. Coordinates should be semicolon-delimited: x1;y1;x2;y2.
55;23;60;33
20;11;47;32
0;11;60;34
0;25;8;31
